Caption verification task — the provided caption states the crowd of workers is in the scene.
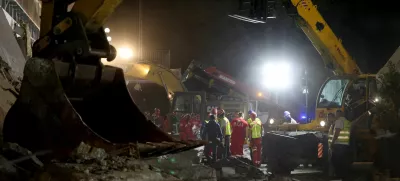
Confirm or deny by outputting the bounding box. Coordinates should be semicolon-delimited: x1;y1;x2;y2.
144;106;351;178
191;108;264;167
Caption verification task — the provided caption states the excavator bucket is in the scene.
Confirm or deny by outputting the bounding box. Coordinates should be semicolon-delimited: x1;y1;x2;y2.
3;58;205;159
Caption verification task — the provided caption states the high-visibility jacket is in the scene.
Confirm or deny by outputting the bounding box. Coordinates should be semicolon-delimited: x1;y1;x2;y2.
218;117;232;136
247;118;252;124
250;118;262;138
328;118;350;145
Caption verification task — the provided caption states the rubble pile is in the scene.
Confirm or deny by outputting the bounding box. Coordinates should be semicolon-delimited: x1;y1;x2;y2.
0;142;183;181
146;147;217;181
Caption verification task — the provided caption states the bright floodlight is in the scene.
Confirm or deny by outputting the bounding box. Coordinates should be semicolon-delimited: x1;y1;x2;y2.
320;120;326;127
269;118;274;124
104;27;110;33
107;36;112;42
118;47;134;59
257;92;263;97
262;62;292;89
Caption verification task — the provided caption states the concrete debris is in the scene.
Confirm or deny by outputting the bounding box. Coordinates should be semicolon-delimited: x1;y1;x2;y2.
41;156;182;181
146;148;217;181
72;142;108;162
212;156;265;180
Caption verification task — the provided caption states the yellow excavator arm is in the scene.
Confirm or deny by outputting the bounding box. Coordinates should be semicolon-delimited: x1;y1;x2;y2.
290;0;361;75
3;0;204;159
125;63;186;97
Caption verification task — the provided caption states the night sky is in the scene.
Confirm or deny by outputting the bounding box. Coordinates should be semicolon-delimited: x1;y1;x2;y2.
106;0;400;119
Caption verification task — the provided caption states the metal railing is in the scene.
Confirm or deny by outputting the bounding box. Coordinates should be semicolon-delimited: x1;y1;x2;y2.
0;0;40;40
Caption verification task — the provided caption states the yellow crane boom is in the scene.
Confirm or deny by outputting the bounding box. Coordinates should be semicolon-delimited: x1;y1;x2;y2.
290;0;361;75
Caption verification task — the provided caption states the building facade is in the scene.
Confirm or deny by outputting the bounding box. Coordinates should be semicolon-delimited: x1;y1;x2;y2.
0;0;40;40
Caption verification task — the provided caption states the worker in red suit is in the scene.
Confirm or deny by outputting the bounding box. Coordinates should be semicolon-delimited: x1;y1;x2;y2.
186;114;197;140
179;114;191;140
230;112;248;156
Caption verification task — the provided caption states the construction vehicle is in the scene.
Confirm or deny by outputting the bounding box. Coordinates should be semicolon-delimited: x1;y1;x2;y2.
2;0;205;160
232;0;381;176
168;60;286;137
124;62;185;115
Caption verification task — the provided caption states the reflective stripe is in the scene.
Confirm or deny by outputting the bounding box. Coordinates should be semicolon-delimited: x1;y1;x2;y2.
251;118;262;138
205;120;209;123
328;118;351;145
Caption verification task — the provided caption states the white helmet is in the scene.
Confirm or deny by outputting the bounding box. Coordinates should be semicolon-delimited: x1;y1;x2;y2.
284;111;291;118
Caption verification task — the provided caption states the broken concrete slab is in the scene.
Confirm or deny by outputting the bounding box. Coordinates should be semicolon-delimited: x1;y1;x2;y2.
146;149;217;181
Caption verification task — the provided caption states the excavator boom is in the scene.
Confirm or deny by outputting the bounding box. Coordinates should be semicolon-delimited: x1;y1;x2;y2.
3;0;204;160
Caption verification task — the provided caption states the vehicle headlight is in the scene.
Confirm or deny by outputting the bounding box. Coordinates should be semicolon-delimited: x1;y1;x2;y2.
269;118;274;124
373;97;380;103
320;120;326;127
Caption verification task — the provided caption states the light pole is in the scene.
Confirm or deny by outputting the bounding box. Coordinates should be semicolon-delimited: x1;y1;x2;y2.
302;69;309;122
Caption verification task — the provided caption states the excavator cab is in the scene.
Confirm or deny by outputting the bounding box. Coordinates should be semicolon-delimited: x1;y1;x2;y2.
316;75;379;163
315;75;378;128
170;91;206;136
3;0;204;159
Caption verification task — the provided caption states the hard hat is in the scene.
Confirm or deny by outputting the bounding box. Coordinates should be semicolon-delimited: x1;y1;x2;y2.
284;111;291;118
248;110;253;115
250;111;257;117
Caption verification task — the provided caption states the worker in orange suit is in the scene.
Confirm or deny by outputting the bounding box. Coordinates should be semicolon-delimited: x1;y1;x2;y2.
249;111;263;167
230;112;248;156
179;114;191;140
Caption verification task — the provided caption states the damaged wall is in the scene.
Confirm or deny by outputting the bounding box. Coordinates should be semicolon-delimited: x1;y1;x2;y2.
0;9;26;78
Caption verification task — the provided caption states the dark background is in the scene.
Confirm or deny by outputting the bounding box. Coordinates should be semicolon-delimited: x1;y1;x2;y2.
106;0;400;120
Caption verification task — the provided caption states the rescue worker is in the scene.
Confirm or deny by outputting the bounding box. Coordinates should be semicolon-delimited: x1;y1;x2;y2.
179;114;193;140
201;113;211;139
247;110;254;124
201;113;212;159
152;108;163;126
170;112;179;134
201;114;223;162
247;110;254;160
217;109;232;158
283;111;298;124
249;111;263;167
329;110;351;180
230;112;248;156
